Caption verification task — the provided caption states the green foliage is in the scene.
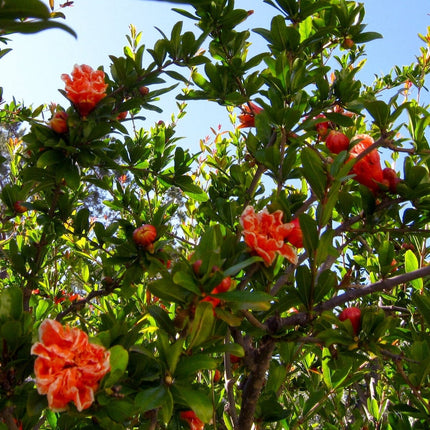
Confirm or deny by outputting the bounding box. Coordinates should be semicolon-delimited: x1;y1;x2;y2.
0;0;76;37
1;1;430;429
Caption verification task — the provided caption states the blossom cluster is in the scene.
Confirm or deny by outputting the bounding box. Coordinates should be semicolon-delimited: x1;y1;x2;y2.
61;64;108;117
31;319;110;412
240;206;301;266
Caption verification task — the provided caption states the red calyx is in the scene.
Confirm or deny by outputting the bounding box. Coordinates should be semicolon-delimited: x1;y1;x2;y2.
13;201;27;213
382;167;401;193
133;224;157;248
325;130;350;154
286;218;303;248
339;306;361;335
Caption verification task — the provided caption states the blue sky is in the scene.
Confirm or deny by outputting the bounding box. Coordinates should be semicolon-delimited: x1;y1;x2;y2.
1;0;429;147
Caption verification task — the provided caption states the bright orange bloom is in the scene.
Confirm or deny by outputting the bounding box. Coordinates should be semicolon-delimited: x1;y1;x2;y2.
240;206;298;266
31;319;110;412
61;64;108;117
201;277;231;309
348;134;383;193
238;102;263;128
180;410;205;430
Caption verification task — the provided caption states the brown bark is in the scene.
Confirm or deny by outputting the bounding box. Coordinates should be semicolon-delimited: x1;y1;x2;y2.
236;337;276;430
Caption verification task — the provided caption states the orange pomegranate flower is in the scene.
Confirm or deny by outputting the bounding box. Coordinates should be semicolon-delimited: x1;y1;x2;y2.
31;319;110;412
61;64;108;117
240;206;298;266
348;134;383;193
200;276;232;310
180;410;205;430
238;102;263;128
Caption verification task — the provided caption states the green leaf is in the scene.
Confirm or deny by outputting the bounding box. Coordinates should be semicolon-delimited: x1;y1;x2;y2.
173;270;201;294
106;399;135;422
321;347;332;389
295;265;312;308
325;112;354;127
1;320;22;345
58;161;80;190
364;100;390;130
204;343;244;357
404;250;423;290
223;256;262;277
159;388;174;424
36;150;64;168
135;385;168;413
412;293;430;327
218;290;273;311
149;278;188;304
26;389;47;417
315;270;336;303
0;287;23;320
174;354;217;379
74;208;90;235
171;384;213;423
299;213;318;254
147;305;176;337
104;345;129;387
367;397;380;420
303;390;325;417
353;31;383;43
301;147;326;199
188;301;215;349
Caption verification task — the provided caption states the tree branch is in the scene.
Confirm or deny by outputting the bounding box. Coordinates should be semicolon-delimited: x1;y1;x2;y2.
274;265;430;330
236;337;276;430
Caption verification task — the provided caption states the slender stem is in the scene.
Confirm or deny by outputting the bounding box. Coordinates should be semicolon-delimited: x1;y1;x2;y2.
395;360;430;415
224;335;239;428
241;310;267;331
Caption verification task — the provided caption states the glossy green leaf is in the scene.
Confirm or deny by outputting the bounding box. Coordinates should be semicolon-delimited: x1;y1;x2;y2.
171;384;213;423
104;345;129;387
135;385;168;413
218;290;272;311
174;354;217;379
188;301;215;349
173;270;201;294
301;147;326;199
299;213;319;254
404;250;423;290
0;286;23;320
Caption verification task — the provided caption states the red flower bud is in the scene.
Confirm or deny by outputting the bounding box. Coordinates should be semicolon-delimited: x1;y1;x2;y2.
13;201;27;213
342;38;355;49
139;86;149;96
325;130;349;154
237;102;263;128
116;111;128;121
179;410;204;430
348;135;383;193
230;354;241;364
339;306;361;335
212;276;232;294
192;259;203;275
133;224;157;247
213;369;221;383
50;111;69;134
382;167;401;193
315;114;332;140
286;218;303;248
